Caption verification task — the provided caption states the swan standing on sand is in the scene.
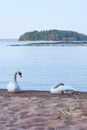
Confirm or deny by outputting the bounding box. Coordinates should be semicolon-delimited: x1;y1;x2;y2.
50;83;78;94
7;71;22;92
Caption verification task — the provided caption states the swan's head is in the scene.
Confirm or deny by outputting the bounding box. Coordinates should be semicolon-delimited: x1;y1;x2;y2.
58;83;64;86
53;83;64;89
16;71;22;78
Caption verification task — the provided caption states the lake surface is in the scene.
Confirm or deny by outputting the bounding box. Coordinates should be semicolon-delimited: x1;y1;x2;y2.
0;41;87;92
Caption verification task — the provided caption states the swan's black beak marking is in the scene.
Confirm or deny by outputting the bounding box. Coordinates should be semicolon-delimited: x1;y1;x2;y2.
19;72;22;78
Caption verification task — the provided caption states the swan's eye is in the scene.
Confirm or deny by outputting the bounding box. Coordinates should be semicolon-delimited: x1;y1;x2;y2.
19;72;22;77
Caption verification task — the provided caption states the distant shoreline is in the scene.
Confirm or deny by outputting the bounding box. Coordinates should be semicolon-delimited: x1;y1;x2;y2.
7;41;87;46
0;39;87;46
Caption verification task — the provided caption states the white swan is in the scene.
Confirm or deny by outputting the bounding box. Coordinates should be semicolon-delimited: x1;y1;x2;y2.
7;71;22;92
50;83;77;94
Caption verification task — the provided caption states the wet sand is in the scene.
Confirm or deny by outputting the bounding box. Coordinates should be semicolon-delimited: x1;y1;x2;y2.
0;90;87;130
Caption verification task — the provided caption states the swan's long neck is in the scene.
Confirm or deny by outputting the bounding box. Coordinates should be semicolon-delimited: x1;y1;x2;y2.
14;72;17;83
53;83;64;89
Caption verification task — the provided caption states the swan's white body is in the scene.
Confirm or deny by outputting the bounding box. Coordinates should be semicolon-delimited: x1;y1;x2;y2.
7;82;21;92
7;71;22;92
50;83;77;94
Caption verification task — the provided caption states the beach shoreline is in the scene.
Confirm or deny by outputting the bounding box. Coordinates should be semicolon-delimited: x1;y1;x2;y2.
0;90;87;130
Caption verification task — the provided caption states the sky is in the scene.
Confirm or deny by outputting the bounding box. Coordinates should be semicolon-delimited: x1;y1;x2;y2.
0;0;87;39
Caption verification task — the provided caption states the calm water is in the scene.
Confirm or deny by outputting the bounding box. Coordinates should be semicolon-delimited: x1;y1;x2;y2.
0;41;87;92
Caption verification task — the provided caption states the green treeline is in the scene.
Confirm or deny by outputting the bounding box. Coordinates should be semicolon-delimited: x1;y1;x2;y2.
19;29;87;41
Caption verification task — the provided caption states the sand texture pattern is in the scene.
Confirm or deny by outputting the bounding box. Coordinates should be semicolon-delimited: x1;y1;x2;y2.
0;90;87;130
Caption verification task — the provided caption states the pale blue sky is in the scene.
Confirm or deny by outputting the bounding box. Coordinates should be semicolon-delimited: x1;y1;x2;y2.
0;0;87;39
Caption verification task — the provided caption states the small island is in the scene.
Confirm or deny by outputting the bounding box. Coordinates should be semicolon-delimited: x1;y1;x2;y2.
19;29;87;42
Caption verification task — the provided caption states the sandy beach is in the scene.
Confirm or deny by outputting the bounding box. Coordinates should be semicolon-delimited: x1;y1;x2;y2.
0;90;87;130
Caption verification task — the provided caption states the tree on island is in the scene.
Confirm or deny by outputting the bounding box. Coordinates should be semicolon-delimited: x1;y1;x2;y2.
19;29;87;41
